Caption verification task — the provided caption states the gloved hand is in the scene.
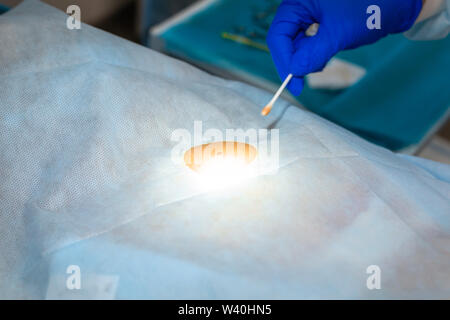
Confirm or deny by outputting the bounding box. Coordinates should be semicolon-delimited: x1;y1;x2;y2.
267;0;423;95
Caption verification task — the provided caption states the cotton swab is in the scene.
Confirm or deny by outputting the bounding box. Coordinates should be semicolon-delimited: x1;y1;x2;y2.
261;73;293;116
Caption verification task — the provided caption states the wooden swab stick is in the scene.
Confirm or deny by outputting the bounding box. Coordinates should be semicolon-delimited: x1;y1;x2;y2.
261;73;293;116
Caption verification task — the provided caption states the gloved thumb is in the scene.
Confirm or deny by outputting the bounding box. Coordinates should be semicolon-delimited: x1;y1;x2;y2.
289;26;338;77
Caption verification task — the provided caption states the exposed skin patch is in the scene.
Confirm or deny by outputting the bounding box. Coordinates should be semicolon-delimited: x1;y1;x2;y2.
184;141;257;172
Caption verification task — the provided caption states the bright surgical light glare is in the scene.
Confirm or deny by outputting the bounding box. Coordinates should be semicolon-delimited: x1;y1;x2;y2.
184;142;257;190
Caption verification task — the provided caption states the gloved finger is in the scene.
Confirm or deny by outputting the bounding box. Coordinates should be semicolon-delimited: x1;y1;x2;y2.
282;32;307;96
286;75;304;96
293;31;307;51
271;30;307;96
266;1;316;80
290;26;338;76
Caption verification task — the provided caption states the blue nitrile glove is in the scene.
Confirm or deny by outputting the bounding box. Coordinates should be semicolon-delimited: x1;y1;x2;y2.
267;0;423;95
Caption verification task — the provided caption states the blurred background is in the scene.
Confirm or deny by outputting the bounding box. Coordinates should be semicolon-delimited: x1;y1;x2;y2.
0;0;196;42
1;0;449;163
